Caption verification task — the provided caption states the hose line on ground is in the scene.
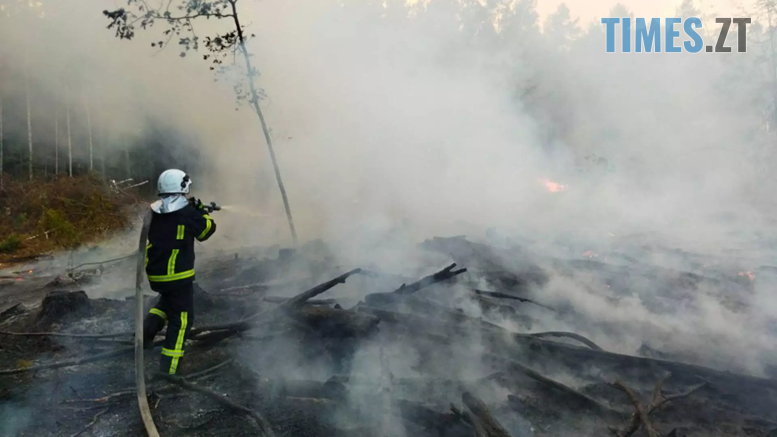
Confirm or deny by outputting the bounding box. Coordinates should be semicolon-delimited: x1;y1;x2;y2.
135;209;160;437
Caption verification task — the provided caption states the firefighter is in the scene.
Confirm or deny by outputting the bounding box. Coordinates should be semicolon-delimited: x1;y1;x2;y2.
143;169;216;375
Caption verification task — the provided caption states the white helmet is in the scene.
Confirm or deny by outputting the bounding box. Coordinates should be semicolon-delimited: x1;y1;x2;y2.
157;169;192;195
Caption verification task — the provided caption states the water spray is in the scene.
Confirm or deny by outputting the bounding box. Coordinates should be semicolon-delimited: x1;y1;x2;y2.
216;204;273;219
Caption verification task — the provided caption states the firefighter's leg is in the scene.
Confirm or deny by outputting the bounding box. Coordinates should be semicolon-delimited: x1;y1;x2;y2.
143;294;169;347
159;283;194;375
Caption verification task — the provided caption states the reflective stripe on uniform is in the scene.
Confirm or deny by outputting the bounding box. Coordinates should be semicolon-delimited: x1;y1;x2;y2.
147;270;194;282
176;225;185;240
148;247;194;283
145;243;152;267
161;347;184;358
167;249;179;276
198;215;212;240
168;312;189;374
149;308;167;320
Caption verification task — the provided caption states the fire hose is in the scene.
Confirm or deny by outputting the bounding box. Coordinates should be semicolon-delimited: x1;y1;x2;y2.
134;209;159;437
135;200;220;437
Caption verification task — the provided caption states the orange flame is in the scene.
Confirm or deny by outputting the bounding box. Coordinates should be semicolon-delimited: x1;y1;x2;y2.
738;271;755;281
540;179;567;193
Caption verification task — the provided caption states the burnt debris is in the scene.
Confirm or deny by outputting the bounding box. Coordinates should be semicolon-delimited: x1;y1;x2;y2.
0;236;775;437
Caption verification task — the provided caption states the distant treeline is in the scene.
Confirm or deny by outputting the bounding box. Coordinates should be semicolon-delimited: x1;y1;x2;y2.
0;88;201;194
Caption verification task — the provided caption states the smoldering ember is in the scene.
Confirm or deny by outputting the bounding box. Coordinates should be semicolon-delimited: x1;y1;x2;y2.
1;230;776;437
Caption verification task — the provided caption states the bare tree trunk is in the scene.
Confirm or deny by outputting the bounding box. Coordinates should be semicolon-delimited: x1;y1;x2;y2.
228;0;298;246
66;86;73;177
125;140;131;179
769;7;777;133
84;94;93;172
25;65;33;181
97;103;105;175
0;94;4;191
101;137;106;175
55;97;59;177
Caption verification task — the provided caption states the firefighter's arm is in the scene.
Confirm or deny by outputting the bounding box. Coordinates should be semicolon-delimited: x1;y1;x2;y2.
190;205;217;242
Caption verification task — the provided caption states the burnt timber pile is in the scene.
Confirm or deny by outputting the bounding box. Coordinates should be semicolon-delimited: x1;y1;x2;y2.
1;235;777;436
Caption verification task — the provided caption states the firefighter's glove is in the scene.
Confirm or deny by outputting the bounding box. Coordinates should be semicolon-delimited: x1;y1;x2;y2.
189;197;204;210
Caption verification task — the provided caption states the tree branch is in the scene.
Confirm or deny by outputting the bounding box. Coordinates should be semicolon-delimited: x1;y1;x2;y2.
0;340;163;376
612;380;658;437
66;359;234;404
0;330;133;339
159;374;275;437
609;377;706;437
69;407;110;437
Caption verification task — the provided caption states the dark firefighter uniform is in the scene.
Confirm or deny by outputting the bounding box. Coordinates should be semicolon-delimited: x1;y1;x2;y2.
143;200;216;374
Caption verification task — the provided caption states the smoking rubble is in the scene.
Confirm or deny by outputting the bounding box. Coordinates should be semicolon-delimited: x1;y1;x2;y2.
0;230;776;437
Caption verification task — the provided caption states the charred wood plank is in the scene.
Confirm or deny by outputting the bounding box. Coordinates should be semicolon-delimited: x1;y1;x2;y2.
0;271;361;340
363;294;527;331
279;269;362;311
356;306;571;355
357;304;777;397
356;306;497;339
292;306;380;339
271;379;348;402
395;399;470;436
264;296;336;306
526;331;603;351
479;353;614;415
462;392;513;437
0;271;364;377
190;269;364;336
472;290;555;312
393;263;467;295
351;309;612;416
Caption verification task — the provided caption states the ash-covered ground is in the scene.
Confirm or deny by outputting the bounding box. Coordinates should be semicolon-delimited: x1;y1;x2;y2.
2;228;777;437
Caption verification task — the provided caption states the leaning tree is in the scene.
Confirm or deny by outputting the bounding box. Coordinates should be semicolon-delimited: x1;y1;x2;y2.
103;0;298;245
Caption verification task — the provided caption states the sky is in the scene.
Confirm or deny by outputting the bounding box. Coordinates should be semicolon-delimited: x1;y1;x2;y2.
535;0;741;25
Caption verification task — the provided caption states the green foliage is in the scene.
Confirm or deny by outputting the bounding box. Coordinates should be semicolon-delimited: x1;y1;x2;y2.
0;234;21;253
38;208;79;247
13;213;27;229
0;176;135;259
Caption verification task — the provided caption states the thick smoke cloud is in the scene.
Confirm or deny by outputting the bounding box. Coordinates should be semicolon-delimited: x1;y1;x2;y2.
1;0;767;245
216;0;772;250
